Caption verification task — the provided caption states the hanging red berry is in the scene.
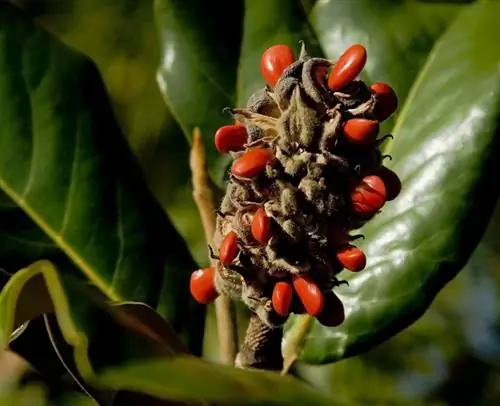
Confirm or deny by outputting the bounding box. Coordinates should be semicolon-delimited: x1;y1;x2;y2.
351;175;387;216
251;207;271;245
260;44;296;87
376;166;402;201
328;44;367;91
336;244;366;272
292;274;325;317
343;118;379;145
219;231;239;266
272;281;294;317
189;267;219;304
316;293;345;327
214;124;248;153
231;148;274;178
370;82;398;121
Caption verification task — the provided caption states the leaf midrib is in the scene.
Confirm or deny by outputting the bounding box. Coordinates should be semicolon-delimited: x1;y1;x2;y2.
0;177;121;302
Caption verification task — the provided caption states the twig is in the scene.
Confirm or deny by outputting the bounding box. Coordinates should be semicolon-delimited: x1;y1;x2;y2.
281;315;314;375
235;314;283;371
189;128;238;365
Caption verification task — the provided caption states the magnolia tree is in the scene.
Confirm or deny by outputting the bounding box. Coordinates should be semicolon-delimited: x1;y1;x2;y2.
0;0;499;405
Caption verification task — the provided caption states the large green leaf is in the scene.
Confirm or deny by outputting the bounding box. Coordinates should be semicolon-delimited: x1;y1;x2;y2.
0;261;341;406
0;1;204;353
154;0;244;185
12;0;175;160
97;357;340;406
285;0;500;364
0;261;192;405
10;0;196;224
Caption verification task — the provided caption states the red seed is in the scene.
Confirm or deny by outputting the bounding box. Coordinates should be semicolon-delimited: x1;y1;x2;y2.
370;82;398;121
260;44;296;87
343;118;379;145
351;175;387;216
219;231;239;266
272;281;294;317
292;274;325;317
317;293;345;327
214;124;248;153
328;44;367;91
251;207;271;245
336;244;366;272
231;148;274;178
189;267;219;304
376;166;401;201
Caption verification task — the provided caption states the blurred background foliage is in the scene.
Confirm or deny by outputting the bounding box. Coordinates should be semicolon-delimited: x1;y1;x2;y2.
1;0;500;405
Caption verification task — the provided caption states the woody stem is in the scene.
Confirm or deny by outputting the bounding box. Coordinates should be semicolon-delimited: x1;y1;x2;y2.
190;128;238;365
235;313;284;371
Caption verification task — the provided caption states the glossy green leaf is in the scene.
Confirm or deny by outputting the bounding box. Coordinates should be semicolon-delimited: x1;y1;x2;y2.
0;261;339;406
285;0;500;364
0;261;194;404
97;357;341;406
12;0;175;158
0;1;204;353
0;383;96;406
310;0;466;131
154;0;244;185
11;0;196;222
0;261;190;362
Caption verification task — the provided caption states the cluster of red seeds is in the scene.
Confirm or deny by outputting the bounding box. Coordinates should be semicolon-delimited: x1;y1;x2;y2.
190;43;401;328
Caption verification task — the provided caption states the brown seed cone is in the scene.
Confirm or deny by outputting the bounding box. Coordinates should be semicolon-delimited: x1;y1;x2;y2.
212;42;395;330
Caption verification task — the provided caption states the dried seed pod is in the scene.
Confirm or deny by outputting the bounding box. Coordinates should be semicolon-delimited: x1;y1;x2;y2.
328;44;367;91
219;231;240;266
351;175;387;216
370;82;398;121
251;207;272;245
190;267;219;304
214;124;248;153
343;118;379;145
211;41;401;331
260;44;296;87
292;274;325;317
272;281;294;317
231;148;275;178
336;244;367;272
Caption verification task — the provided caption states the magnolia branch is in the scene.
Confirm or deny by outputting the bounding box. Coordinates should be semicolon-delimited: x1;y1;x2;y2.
189;128;238;365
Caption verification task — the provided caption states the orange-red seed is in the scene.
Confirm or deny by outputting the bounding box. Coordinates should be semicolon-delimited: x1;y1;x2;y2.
336;244;367;272
272;281;294;317
260;44;296;87
231;148;274;178
370;82;398;121
328;44;367;91
251;207;271;245
189;267;219;304
343;118;379;145
219;231;239;266
214;124;248;153
292;274;325;317
351;175;387;216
